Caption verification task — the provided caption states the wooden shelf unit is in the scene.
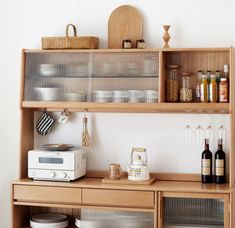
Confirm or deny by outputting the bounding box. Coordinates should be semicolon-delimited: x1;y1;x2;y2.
12;47;235;228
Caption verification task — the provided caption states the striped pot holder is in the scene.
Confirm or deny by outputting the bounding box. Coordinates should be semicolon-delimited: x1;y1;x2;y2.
36;111;55;135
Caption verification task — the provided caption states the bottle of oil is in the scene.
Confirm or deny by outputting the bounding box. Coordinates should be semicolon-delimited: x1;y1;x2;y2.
200;75;208;103
209;75;217;103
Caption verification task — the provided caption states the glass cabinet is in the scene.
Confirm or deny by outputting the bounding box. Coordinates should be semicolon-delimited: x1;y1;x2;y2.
24;51;159;103
158;192;229;228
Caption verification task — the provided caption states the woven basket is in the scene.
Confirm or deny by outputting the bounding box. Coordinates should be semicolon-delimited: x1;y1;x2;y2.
42;24;99;49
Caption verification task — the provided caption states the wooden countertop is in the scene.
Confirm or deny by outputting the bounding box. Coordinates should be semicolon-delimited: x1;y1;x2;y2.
12;177;233;193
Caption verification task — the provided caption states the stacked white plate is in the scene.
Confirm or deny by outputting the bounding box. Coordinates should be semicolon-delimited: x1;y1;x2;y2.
64;92;87;102
144;90;158;103
128;90;144;103
94;90;112;102
112;90;128;103
30;213;68;228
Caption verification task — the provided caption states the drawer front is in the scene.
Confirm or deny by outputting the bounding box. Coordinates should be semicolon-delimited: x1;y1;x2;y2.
14;185;81;204
82;189;154;208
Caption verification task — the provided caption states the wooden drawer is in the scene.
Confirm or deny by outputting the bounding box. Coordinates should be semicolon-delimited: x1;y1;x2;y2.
82;189;154;208
14;185;81;204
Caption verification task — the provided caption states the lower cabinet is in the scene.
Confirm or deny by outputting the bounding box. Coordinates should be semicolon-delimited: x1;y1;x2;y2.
158;192;230;228
12;182;232;228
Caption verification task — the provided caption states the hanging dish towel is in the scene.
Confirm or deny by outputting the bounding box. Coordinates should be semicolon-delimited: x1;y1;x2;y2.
36;111;55;135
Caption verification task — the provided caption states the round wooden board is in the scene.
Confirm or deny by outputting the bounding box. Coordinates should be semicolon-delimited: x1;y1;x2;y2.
108;5;143;49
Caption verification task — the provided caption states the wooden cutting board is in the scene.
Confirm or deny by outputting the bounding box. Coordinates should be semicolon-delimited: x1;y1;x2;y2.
108;5;143;49
102;176;156;185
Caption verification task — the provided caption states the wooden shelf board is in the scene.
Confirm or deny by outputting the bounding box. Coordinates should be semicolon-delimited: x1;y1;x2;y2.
161;47;231;52
24;48;161;53
12;178;232;194
24;47;231;53
22;101;230;113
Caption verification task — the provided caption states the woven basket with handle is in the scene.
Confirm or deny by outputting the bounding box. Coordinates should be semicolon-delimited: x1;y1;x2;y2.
42;24;99;49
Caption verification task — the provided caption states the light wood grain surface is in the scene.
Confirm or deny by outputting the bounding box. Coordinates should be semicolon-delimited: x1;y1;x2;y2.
12;178;232;193
108;5;142;49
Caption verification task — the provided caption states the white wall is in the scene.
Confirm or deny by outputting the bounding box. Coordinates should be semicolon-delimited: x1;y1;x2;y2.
1;0;235;227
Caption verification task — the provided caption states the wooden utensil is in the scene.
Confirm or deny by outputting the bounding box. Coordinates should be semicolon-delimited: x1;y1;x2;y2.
163;25;171;48
108;5;143;49
81;114;90;147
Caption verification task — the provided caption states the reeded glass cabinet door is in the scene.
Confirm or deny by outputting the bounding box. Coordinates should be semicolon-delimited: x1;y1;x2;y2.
23;51;159;103
77;208;154;228
158;192;229;228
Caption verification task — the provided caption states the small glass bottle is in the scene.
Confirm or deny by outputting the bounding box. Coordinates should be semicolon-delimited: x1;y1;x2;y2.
180;72;193;102
166;65;180;102
209;75;217;103
224;64;229;79
195;71;202;102
200;75;208;103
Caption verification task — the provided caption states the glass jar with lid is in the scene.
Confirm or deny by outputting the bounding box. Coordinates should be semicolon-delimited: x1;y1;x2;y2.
166;65;180;102
180;72;193;102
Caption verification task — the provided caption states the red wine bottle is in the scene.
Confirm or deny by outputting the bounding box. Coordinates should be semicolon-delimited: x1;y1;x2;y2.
215;139;226;184
201;138;212;183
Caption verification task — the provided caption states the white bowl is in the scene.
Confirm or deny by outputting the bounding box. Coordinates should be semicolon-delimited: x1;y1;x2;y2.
39;64;64;77
34;87;62;101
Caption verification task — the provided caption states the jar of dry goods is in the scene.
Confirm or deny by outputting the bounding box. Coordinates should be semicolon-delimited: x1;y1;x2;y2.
180;72;193;102
166;65;180;102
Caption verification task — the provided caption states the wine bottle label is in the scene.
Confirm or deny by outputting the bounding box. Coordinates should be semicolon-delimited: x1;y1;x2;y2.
216;159;224;176
202;159;211;175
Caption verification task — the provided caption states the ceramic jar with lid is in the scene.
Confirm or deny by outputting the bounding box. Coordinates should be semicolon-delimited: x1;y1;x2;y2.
166;65;180;102
122;39;132;49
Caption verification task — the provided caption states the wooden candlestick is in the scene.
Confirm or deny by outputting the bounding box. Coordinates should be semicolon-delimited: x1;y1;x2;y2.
163;25;171;48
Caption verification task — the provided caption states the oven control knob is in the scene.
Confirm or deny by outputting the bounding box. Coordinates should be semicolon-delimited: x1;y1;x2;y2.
59;172;67;178
49;172;56;178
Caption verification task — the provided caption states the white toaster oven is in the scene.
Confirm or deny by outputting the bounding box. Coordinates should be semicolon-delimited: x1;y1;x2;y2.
28;148;86;181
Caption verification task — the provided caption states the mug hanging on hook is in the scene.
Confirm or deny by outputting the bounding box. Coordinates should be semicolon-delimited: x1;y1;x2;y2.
58;108;70;124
